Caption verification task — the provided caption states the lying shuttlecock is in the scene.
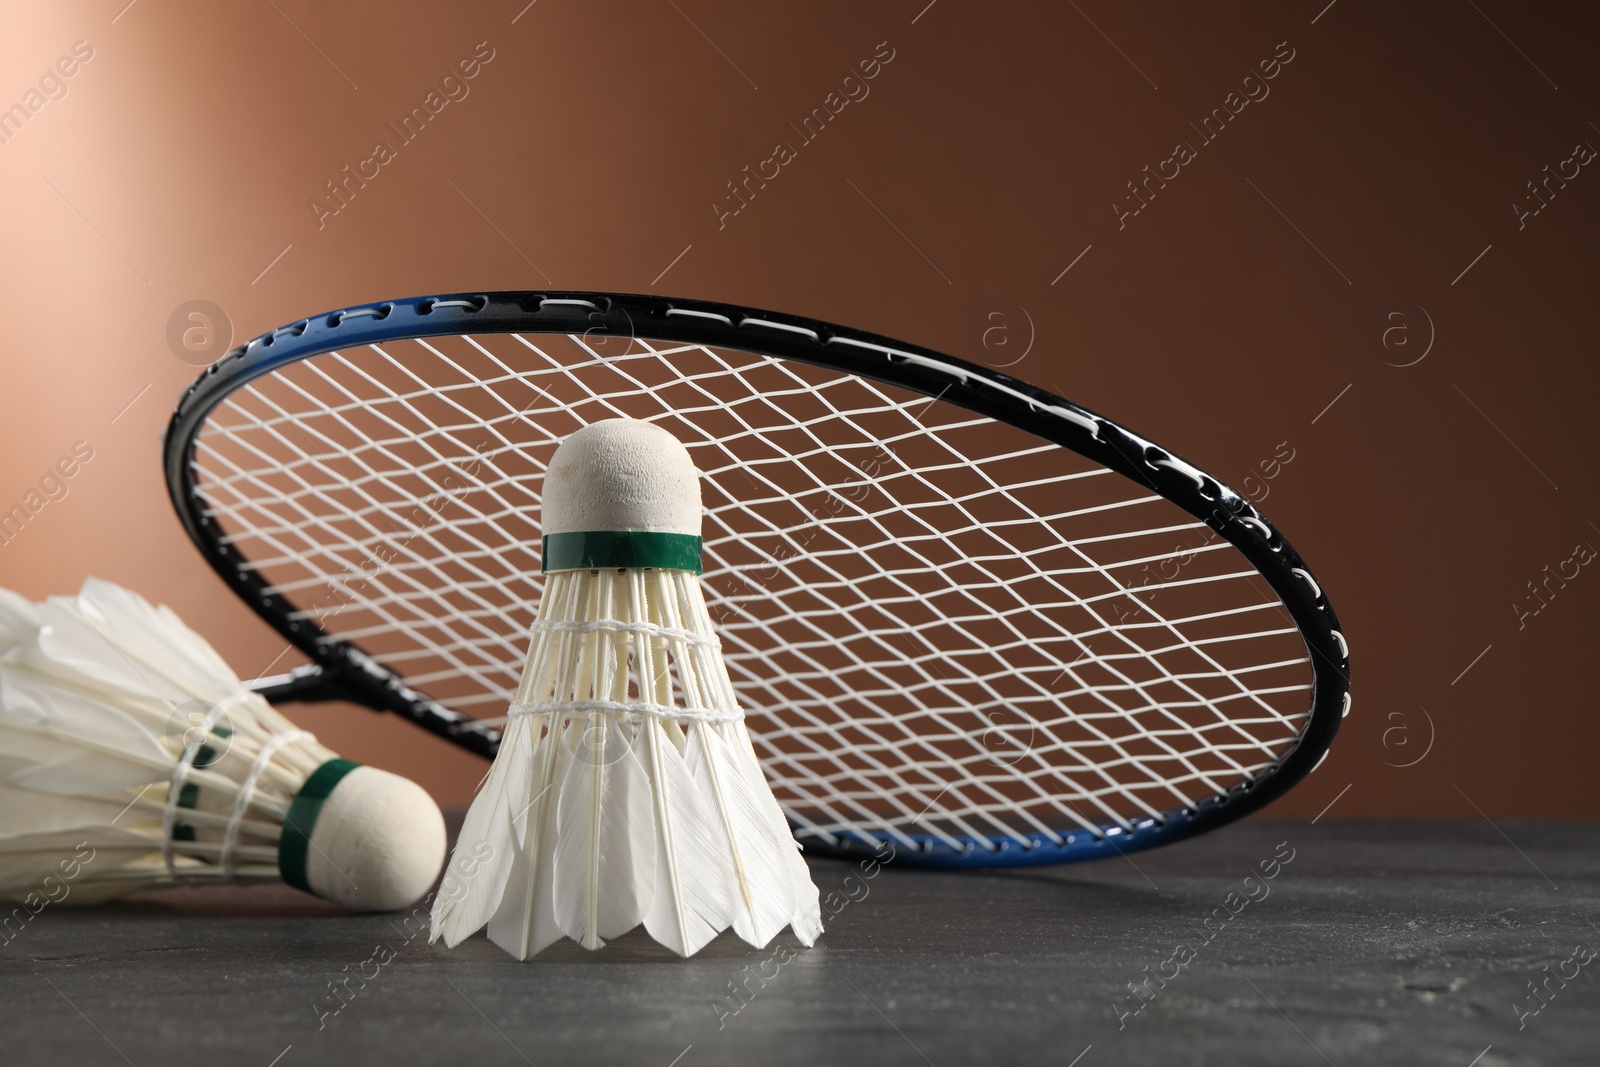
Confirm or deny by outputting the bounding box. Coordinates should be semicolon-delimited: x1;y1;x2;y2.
431;419;822;959
0;579;446;911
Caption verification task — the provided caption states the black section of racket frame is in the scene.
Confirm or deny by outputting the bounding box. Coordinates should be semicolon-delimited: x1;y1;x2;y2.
162;291;1350;868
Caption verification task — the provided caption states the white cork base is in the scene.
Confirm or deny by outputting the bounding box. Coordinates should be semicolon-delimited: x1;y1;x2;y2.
305;766;447;912
543;419;701;536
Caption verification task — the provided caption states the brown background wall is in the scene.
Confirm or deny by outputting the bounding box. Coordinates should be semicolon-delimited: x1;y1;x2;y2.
0;1;1593;819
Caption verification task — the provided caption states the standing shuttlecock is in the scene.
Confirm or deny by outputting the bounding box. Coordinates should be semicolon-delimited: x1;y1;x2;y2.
0;579;446;911
431;418;822;959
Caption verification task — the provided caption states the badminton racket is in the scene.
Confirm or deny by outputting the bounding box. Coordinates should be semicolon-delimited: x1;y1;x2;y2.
162;291;1349;868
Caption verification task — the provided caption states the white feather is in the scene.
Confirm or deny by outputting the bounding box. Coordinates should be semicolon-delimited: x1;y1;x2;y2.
0;783;133;830
39;583;231;709
552;714;655;948
0;588;39;653
732;725;823;946
0;827;155;904
676;569;821;948
429;711;533;946
487;713;564;959
640;715;734;957
687;722;796;948
0;672;171;796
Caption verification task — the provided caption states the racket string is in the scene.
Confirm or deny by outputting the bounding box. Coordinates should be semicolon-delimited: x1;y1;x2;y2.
194;330;1313;851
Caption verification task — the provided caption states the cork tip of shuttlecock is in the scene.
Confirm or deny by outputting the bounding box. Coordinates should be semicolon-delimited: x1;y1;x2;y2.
305;766;447;912
542;419;701;537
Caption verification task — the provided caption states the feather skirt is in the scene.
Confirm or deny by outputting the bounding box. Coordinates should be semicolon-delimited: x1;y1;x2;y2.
430;568;822;958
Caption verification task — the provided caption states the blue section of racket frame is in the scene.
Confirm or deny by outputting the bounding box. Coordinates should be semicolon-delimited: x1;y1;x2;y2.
800;788;1275;870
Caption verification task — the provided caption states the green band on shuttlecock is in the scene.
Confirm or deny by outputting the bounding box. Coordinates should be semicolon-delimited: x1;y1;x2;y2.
541;531;703;574
277;758;361;895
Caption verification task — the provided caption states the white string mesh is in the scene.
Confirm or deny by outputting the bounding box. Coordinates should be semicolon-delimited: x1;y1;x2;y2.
191;331;1312;851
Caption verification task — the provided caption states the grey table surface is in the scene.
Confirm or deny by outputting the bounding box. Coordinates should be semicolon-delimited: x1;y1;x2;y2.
1;819;1594;1067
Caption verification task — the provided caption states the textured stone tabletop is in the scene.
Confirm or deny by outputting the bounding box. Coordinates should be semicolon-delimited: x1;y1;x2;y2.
2;820;1593;1066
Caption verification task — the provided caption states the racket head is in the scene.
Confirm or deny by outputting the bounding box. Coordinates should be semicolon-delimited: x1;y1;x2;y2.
164;291;1349;868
